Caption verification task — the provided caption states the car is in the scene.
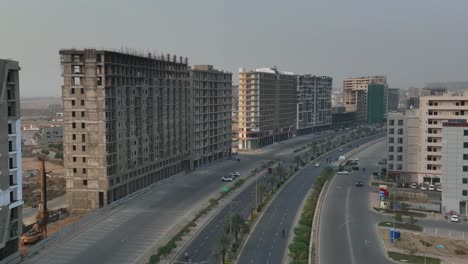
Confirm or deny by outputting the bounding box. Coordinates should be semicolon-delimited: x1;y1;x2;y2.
221;176;233;182
337;171;349;175
451;215;460;222
411;182;418;189
428;184;435;191
231;171;240;178
436;185;442;192
339;148;343;152
315;162;320;167
420;184;428;191
355;181;363;187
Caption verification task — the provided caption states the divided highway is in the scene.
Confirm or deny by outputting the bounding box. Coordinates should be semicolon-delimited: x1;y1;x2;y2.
25;130;350;264
236;134;384;264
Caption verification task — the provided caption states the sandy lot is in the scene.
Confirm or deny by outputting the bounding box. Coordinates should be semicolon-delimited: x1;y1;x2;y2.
22;157;64;177
380;228;468;260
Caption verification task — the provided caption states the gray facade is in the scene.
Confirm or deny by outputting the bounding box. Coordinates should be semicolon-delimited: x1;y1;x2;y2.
190;65;232;168
388;88;399;112
0;59;22;264
442;122;468;215
60;49;191;212
37;126;63;145
296;75;332;135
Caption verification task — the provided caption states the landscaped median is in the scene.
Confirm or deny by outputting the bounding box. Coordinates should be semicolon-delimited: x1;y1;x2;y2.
378;221;423;232
147;161;276;264
288;166;334;264
388;251;441;264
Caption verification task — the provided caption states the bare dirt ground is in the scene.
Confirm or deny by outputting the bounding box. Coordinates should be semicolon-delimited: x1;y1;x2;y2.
22;157;64;176
380;228;468;260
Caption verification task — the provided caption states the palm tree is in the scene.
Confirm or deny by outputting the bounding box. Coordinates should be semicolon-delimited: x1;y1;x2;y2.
230;213;245;241
218;233;231;264
267;174;277;193
293;156;302;168
258;184;267;204
276;163;285;182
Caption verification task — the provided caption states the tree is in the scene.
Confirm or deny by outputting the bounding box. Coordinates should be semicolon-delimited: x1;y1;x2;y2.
55;152;63;159
230;213;245;241
217;233;231;264
293;156;302;168
41;149;49;155
276;163;285;183
267;174;277;193
258;184;267;205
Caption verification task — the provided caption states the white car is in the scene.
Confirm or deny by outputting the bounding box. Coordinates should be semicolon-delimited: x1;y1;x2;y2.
221;176;233;182
411;182;418;189
337;171;349;175
436;186;442;192
451;215;460;223
428;184;435;191
420;185;428;191
315;162;320;167
231;172;240;178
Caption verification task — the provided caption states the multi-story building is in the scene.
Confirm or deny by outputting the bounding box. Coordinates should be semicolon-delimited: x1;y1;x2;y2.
60;49;191;212
296;75;332;135
238;67;296;150
232;84;239;114
356;90;367;125
190;65;232;168
406;96;420;109
0;59;22;264
388;88;400;112
342;75;388;113
36;126;63;145
441;122;468;215
332;112;357;129
367;84;386;125
387;91;468;184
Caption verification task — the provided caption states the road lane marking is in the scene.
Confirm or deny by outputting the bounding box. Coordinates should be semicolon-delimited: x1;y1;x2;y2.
345;187;357;264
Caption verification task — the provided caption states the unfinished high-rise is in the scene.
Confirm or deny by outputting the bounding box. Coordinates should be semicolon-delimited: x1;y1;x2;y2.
60;49;191;212
296;75;332;135
190;65;232;168
238;67;297;150
0;59;22;264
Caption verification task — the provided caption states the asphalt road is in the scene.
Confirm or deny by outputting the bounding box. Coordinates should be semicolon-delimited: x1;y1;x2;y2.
319;140;391;264
25;129;354;264
237;134;384;264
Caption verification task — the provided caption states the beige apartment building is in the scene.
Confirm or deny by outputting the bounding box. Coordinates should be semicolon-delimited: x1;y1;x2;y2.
342;76;388;121
387;91;468;184
238;67;296;150
190;65;232;168
60;49;191;212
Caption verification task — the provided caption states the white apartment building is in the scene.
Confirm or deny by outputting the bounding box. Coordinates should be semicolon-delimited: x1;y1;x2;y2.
441;122;468;215
0;59;22;264
387;91;468;184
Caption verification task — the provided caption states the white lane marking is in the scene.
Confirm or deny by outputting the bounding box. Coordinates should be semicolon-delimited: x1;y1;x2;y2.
345;187;357;264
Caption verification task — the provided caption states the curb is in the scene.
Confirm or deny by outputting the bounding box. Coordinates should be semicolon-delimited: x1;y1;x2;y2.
309;179;331;264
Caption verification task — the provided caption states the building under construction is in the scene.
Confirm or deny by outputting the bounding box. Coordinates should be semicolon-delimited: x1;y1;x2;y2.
0;59;22;264
60;49;191;212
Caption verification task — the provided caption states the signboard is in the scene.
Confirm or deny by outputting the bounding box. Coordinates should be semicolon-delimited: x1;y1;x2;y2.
222;187;229;193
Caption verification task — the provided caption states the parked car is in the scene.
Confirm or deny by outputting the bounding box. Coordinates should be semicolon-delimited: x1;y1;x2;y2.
355;181;363;187
437;185;442;192
337;171;349;175
420;184;428;191
451;215;460;223
429;184;435;191
231;171;240;178
222;176;233;182
315;162;320;167
411;182;418;189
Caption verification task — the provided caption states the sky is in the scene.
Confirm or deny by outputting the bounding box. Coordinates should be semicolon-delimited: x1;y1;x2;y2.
1;0;467;97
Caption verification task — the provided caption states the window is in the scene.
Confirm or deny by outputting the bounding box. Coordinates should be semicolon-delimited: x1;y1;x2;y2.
73;77;80;86
81;88;84;94
82;157;86;163
397;147;403;152
73;168;77;173
81;123;85;129
463;190;468;196
82;146;86;151
388;155;394;161
397;155;403;161
72;111;76;117
464;166;468;172
81;100;85;106
463;178;468;184
398;129;403;135
71;88;75;94
72;145;76;151
72;100;75;106
81;111;85;117
398;138;403;144
397;164;402;170
72;122;76;129
389;146;394;152
389;120;394;126
83;180;88;186
82;134;86;142
464;142;468;148
388;163;394;170
72;134;76;140
389;128;394;135
389;137;394;143
464;154;468;160
398;120;403;126
465;130;468;136
73;157;77;162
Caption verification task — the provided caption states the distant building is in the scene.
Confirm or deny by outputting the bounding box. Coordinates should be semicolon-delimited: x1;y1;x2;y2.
60;49;191;212
238;67;296;150
406;97;420;109
388;88;399;112
356;90;367;125
190;65;232;168
441;121;468;215
421;87;447;96
426;81;468;91
342;76;388;113
296;75;332;135
36;126;63;145
331;106;346;114
367;84;386;125
232;85;239;114
0;59;22;264
332;112;356;129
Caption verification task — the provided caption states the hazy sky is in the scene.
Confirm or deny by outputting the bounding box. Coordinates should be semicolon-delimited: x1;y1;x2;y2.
1;0;467;97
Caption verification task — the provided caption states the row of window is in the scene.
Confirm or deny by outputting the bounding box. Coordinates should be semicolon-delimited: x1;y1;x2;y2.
71;111;85;117
72;134;86;142
388;128;403;135
72;168;87;174
71;88;85;94
388;155;403;161
388;120;404;126
388;146;403;152
388;163;403;170
388;137;404;144
72;123;86;129
71;100;85;106
72;157;87;163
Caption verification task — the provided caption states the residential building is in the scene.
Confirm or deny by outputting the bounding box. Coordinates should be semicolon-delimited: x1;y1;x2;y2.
421;87;447;96
60;49;191;212
232;85;239;114
296;75;332;135
332;112;356;129
426;82;468;91
356;90;367;125
342;76;388;113
36;126;63;145
441;122;468;215
238;67;296;150
406;96;420;109
190;65;232;168
0;59;22;264
388;88;399;112
367;84;385;125
387;91;468;184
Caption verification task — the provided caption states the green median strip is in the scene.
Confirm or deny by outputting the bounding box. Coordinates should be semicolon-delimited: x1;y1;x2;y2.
387;251;440;264
288;167;334;264
378;222;423;232
373;208;427;218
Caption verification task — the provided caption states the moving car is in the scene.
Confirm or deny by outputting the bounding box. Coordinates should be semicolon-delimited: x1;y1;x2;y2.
451;215;460;223
428;184;435;191
231;171;240;178
355;181;363;187
221;176;233;182
315;162;320;167
411;182;418;189
337;171;349;175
